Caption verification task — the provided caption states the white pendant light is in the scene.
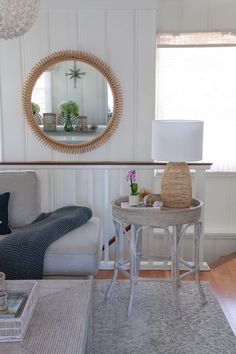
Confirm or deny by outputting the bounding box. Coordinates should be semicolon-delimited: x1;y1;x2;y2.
0;0;40;40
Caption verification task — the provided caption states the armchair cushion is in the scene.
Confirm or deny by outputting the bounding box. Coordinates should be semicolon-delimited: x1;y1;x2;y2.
0;192;11;235
44;216;102;275
0;170;41;228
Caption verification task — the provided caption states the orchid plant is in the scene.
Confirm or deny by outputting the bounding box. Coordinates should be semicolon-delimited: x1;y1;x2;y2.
125;169;139;195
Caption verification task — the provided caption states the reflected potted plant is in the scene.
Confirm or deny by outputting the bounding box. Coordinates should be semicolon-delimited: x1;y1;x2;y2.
126;169;139;206
31;102;40;115
31;102;42;125
59;100;79;132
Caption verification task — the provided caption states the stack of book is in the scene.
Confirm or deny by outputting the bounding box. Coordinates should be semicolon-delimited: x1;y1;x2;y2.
0;293;26;319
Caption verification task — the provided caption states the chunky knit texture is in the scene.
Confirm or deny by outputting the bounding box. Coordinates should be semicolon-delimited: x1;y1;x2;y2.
0;206;92;279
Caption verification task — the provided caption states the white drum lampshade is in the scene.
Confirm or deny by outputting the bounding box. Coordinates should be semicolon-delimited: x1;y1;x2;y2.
152;120;203;208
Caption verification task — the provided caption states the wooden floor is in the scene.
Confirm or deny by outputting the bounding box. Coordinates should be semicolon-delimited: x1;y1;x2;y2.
96;255;236;335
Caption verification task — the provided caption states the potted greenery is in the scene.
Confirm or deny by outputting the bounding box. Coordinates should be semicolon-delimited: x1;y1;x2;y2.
31;102;40;115
31;102;42;125
125;169;139;206
59;100;79;132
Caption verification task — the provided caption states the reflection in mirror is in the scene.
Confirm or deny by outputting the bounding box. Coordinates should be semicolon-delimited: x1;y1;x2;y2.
22;50;122;153
31;60;114;144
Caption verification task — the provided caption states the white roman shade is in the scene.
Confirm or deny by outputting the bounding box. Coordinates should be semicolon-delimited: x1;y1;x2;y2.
157;32;236;47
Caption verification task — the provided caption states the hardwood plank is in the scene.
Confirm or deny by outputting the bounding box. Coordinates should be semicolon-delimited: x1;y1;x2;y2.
210;251;236;269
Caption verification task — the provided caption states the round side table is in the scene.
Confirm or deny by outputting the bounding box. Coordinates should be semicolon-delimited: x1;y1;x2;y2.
105;195;207;318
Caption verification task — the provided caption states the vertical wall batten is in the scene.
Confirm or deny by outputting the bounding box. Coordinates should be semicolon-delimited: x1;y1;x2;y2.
132;9;138;160
48;8;53;53
76;10;80;50
88;170;94;207
0;45;4;162
19;37;27;161
103;169;110;265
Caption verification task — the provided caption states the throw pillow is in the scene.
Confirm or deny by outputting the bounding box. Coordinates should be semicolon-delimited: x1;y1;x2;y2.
0;192;11;235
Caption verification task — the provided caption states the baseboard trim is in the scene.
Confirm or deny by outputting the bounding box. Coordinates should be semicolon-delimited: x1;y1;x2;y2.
99;260;210;271
210;251;236;269
153;231;236;240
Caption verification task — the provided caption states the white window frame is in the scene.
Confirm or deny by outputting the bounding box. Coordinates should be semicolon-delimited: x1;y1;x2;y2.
156;32;236;172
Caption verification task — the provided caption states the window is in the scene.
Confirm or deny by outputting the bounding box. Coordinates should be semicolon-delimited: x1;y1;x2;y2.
156;32;236;172
31;72;52;114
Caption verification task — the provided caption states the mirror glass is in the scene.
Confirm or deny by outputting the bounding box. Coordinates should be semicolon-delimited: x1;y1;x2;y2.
31;60;114;145
22;50;122;153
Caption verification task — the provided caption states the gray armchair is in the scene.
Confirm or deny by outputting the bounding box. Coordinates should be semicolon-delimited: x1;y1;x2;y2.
0;170;103;277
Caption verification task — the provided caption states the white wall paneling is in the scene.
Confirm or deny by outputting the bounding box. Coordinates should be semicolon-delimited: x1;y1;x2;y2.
0;163;211;268
1;0;236;266
135;9;157;160
156;0;180;32
0;40;26;161
182;0;209;32
208;0;236;31
23;6;53;162
157;0;236;33
4;0;236;163
50;9;78;51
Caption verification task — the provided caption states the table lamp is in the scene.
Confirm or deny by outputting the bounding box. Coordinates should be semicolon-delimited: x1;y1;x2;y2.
151;120;203;208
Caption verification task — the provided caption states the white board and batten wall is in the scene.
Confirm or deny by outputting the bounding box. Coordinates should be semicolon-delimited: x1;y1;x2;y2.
0;0;236;265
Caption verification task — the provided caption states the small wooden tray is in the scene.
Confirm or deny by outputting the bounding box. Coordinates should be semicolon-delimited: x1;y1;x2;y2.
113;195;202;227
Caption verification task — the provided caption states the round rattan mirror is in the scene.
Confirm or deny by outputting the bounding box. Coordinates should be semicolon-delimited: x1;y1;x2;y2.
22;50;122;153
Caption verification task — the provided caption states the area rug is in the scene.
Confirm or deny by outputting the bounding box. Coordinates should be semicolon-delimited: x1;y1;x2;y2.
92;280;236;354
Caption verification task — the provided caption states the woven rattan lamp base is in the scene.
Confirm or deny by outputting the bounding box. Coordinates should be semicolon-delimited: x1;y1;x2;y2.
161;162;192;208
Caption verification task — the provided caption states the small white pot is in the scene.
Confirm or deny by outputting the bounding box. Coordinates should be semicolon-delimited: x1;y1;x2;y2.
129;194;139;206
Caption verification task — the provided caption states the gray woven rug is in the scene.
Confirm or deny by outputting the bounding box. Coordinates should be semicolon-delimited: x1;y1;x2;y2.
92;280;236;354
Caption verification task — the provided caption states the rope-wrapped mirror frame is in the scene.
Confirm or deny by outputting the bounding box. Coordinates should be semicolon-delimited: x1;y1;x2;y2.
22;50;123;153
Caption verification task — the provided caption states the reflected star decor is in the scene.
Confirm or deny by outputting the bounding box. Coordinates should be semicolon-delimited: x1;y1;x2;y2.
0;0;40;40
65;61;86;88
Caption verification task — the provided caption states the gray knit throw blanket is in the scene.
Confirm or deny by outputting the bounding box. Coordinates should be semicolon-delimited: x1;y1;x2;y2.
0;206;92;280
